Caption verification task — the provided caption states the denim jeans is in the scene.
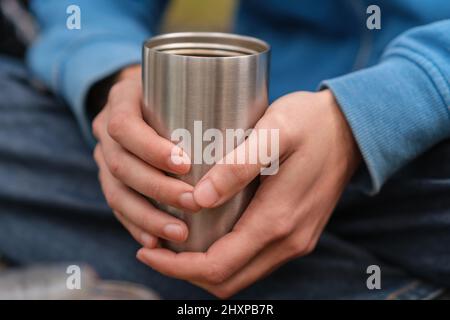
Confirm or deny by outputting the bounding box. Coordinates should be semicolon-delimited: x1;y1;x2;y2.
0;55;449;299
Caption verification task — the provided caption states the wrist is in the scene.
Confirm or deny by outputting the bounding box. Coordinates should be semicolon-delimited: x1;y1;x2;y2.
317;89;362;178
117;65;141;81
87;65;141;121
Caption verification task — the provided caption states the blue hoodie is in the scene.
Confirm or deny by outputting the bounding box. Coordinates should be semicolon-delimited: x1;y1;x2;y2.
27;0;450;194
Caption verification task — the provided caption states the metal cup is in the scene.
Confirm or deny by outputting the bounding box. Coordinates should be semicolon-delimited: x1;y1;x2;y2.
142;32;270;252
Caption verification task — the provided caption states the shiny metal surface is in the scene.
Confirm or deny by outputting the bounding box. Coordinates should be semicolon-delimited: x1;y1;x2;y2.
143;32;270;252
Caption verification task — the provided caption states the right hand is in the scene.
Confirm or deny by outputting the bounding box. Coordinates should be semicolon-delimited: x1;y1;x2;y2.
92;66;200;248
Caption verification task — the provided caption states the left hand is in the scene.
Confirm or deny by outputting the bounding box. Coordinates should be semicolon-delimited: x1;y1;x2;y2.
136;90;361;298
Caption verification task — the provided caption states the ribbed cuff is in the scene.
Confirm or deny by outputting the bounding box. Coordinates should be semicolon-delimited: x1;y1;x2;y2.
57;37;143;146
321;57;450;194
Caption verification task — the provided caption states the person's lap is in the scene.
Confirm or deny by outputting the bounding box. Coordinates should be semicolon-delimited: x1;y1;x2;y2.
0;56;448;299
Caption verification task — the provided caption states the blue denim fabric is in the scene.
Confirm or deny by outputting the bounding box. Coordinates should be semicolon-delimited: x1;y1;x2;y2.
1;56;449;299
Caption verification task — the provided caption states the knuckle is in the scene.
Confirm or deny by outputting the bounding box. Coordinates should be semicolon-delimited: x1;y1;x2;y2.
287;238;316;258
104;187;120;209
107;113;128;139
107;153;124;178
266;104;289;125
204;263;228;285
211;287;233;300
271;220;293;239
139;212;153;233
286;241;306;257
108;82;123;103
229;164;252;184
266;109;295;151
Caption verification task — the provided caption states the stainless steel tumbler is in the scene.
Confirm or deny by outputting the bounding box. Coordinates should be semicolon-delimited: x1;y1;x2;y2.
142;32;270;252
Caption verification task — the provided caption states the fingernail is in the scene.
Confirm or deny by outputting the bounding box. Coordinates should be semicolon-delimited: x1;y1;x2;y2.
137;248;155;263
136;248;149;262
194;179;219;207
168;147;191;172
141;232;155;247
163;224;186;242
179;192;200;211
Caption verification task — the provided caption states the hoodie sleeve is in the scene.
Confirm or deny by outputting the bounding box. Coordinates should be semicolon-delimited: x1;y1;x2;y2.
321;20;450;194
27;0;167;145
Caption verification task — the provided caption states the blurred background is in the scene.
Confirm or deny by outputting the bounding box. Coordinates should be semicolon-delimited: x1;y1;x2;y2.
162;0;236;32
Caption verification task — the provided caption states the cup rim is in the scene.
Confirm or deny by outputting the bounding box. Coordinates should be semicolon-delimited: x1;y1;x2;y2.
143;32;270;59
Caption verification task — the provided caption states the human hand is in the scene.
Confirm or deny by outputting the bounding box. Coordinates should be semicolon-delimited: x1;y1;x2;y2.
92;65;200;249
136;89;361;298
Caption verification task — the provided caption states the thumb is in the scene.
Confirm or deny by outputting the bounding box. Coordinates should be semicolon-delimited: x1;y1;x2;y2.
193;124;283;208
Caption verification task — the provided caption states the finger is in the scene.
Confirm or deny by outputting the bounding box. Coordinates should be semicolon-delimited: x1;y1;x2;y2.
198;216;323;298
197;238;294;299
95;146;189;243
113;210;159;248
99;120;200;212
194;156;327;296
95;145;156;246
193;116;287;208
92;108;106;141
138;156;309;283
135;213;277;284
106;80;190;174
197;175;331;297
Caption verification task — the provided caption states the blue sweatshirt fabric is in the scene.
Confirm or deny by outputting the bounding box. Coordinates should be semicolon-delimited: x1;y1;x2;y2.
27;0;450;194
